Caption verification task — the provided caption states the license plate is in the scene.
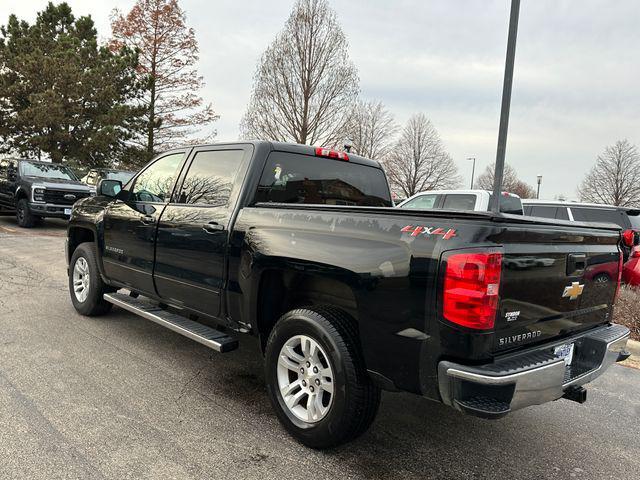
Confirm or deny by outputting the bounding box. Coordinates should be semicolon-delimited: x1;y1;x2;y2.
554;343;575;366
64;208;72;216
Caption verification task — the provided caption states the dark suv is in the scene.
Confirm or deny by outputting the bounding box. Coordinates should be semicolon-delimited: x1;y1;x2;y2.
0;158;92;227
523;200;640;285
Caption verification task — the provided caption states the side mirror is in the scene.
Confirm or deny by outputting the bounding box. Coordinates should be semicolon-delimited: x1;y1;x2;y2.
7;169;17;181
97;179;123;198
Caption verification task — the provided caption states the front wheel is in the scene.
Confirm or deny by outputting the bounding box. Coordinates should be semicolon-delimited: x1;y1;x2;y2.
69;243;113;316
16;198;35;228
265;306;380;449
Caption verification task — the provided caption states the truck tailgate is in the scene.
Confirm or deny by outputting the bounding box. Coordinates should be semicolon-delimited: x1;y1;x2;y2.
495;225;621;352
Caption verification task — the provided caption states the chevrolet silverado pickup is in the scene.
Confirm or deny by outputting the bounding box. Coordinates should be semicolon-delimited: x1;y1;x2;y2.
66;141;631;448
0;158;91;227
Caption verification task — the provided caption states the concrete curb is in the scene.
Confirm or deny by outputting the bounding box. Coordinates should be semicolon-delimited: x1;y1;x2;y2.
627;339;640;357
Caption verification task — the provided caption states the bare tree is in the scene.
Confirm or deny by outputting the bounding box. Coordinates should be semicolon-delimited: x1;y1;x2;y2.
475;163;536;199
343;100;397;159
239;0;358;146
110;0;218;161
578;139;640;207
384;113;460;197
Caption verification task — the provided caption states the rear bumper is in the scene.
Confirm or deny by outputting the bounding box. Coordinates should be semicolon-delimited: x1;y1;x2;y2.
28;202;73;219
437;323;629;419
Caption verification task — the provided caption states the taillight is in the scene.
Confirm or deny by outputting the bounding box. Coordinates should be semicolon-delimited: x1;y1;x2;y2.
315;147;349;161
615;251;623;300
622;229;636;248
631;246;640;258
443;251;502;330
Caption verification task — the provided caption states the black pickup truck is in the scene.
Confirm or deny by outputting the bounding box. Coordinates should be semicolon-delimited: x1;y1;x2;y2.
66;141;631;448
0;158;91;227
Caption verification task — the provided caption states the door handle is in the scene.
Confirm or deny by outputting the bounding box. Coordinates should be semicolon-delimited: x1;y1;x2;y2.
140;215;155;224
203;222;225;233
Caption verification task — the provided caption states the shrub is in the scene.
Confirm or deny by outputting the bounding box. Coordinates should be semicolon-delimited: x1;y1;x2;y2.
613;286;640;341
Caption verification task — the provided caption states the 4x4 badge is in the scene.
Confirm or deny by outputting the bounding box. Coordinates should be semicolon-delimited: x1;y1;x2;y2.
562;282;584;300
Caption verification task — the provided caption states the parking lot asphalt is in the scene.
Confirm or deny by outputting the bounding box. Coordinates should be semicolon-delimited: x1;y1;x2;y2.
0;215;639;480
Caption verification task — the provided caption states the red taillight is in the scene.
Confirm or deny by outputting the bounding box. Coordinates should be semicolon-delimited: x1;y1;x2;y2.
443;251;502;330
315;147;349;161
622;229;635;247
615;251;623;300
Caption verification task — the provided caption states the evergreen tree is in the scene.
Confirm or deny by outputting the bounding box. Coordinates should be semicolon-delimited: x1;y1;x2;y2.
0;2;145;167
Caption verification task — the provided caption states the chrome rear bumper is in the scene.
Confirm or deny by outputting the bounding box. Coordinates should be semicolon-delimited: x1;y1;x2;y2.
437;324;630;418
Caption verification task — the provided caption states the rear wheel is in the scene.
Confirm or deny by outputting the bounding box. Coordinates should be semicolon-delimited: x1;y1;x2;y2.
16;198;35;228
265;306;380;449
69;243;113;316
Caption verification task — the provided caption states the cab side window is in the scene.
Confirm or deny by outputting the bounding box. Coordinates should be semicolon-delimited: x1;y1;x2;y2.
401;194;439;210
442;194;476;211
131;153;184;203
177;150;245;206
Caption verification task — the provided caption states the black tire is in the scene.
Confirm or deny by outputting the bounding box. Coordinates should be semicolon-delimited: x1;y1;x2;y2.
16;198;35;228
69;242;113;316
265;306;381;449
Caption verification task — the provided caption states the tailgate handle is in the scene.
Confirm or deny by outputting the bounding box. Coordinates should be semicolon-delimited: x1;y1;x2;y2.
567;253;586;276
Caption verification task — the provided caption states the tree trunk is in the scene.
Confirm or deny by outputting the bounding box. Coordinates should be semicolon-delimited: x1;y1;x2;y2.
147;76;156;159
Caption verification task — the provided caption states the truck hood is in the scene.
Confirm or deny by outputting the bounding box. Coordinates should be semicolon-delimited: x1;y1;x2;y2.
26;176;91;191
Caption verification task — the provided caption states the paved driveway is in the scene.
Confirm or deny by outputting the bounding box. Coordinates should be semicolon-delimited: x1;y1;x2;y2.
0;218;638;479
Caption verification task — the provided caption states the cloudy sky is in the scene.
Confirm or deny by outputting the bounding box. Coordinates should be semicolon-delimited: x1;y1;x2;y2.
1;0;638;199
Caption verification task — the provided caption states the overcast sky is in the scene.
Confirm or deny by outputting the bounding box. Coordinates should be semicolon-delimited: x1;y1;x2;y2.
2;0;638;199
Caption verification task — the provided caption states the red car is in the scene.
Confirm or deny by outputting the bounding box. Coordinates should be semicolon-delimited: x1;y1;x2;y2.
523;201;640;286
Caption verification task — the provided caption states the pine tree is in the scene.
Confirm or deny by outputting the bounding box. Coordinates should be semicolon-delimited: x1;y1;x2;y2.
0;2;145;167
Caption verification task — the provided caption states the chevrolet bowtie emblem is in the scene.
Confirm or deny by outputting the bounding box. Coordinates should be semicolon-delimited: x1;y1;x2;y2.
562;282;584;301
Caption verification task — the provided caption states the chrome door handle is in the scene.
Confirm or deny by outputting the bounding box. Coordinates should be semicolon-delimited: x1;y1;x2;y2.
203;222;225;233
140;215;155;224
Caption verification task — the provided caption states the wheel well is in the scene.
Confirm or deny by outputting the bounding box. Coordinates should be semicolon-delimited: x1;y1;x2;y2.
256;269;358;351
67;227;95;263
15;189;28;201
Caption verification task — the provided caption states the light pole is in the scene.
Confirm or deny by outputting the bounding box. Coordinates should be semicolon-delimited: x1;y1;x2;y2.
467;157;476;189
536;174;542;199
491;0;520;213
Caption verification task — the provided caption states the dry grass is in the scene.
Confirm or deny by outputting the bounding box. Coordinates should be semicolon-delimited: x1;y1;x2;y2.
613;286;640;341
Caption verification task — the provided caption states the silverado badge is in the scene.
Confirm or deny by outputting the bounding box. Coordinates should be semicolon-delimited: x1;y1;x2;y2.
562;282;584;301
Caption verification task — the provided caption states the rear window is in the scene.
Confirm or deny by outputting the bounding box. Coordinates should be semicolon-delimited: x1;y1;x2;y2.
570;207;628;228
442;194;476;211
254;152;392;207
489;194;523;215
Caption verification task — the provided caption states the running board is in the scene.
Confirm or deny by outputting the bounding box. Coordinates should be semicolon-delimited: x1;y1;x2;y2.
104;292;238;353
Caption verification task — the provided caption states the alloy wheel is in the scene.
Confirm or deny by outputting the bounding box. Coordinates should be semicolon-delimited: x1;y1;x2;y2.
276;335;334;423
72;257;91;303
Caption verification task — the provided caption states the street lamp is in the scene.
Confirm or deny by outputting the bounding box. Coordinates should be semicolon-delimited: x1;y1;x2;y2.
536;174;542;199
467;157;476;189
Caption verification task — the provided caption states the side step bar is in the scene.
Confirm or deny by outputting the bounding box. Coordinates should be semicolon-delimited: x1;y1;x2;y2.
104;292;238;353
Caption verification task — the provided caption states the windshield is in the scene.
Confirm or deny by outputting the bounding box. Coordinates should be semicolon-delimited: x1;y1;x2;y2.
20;161;78;181
105;170;135;183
